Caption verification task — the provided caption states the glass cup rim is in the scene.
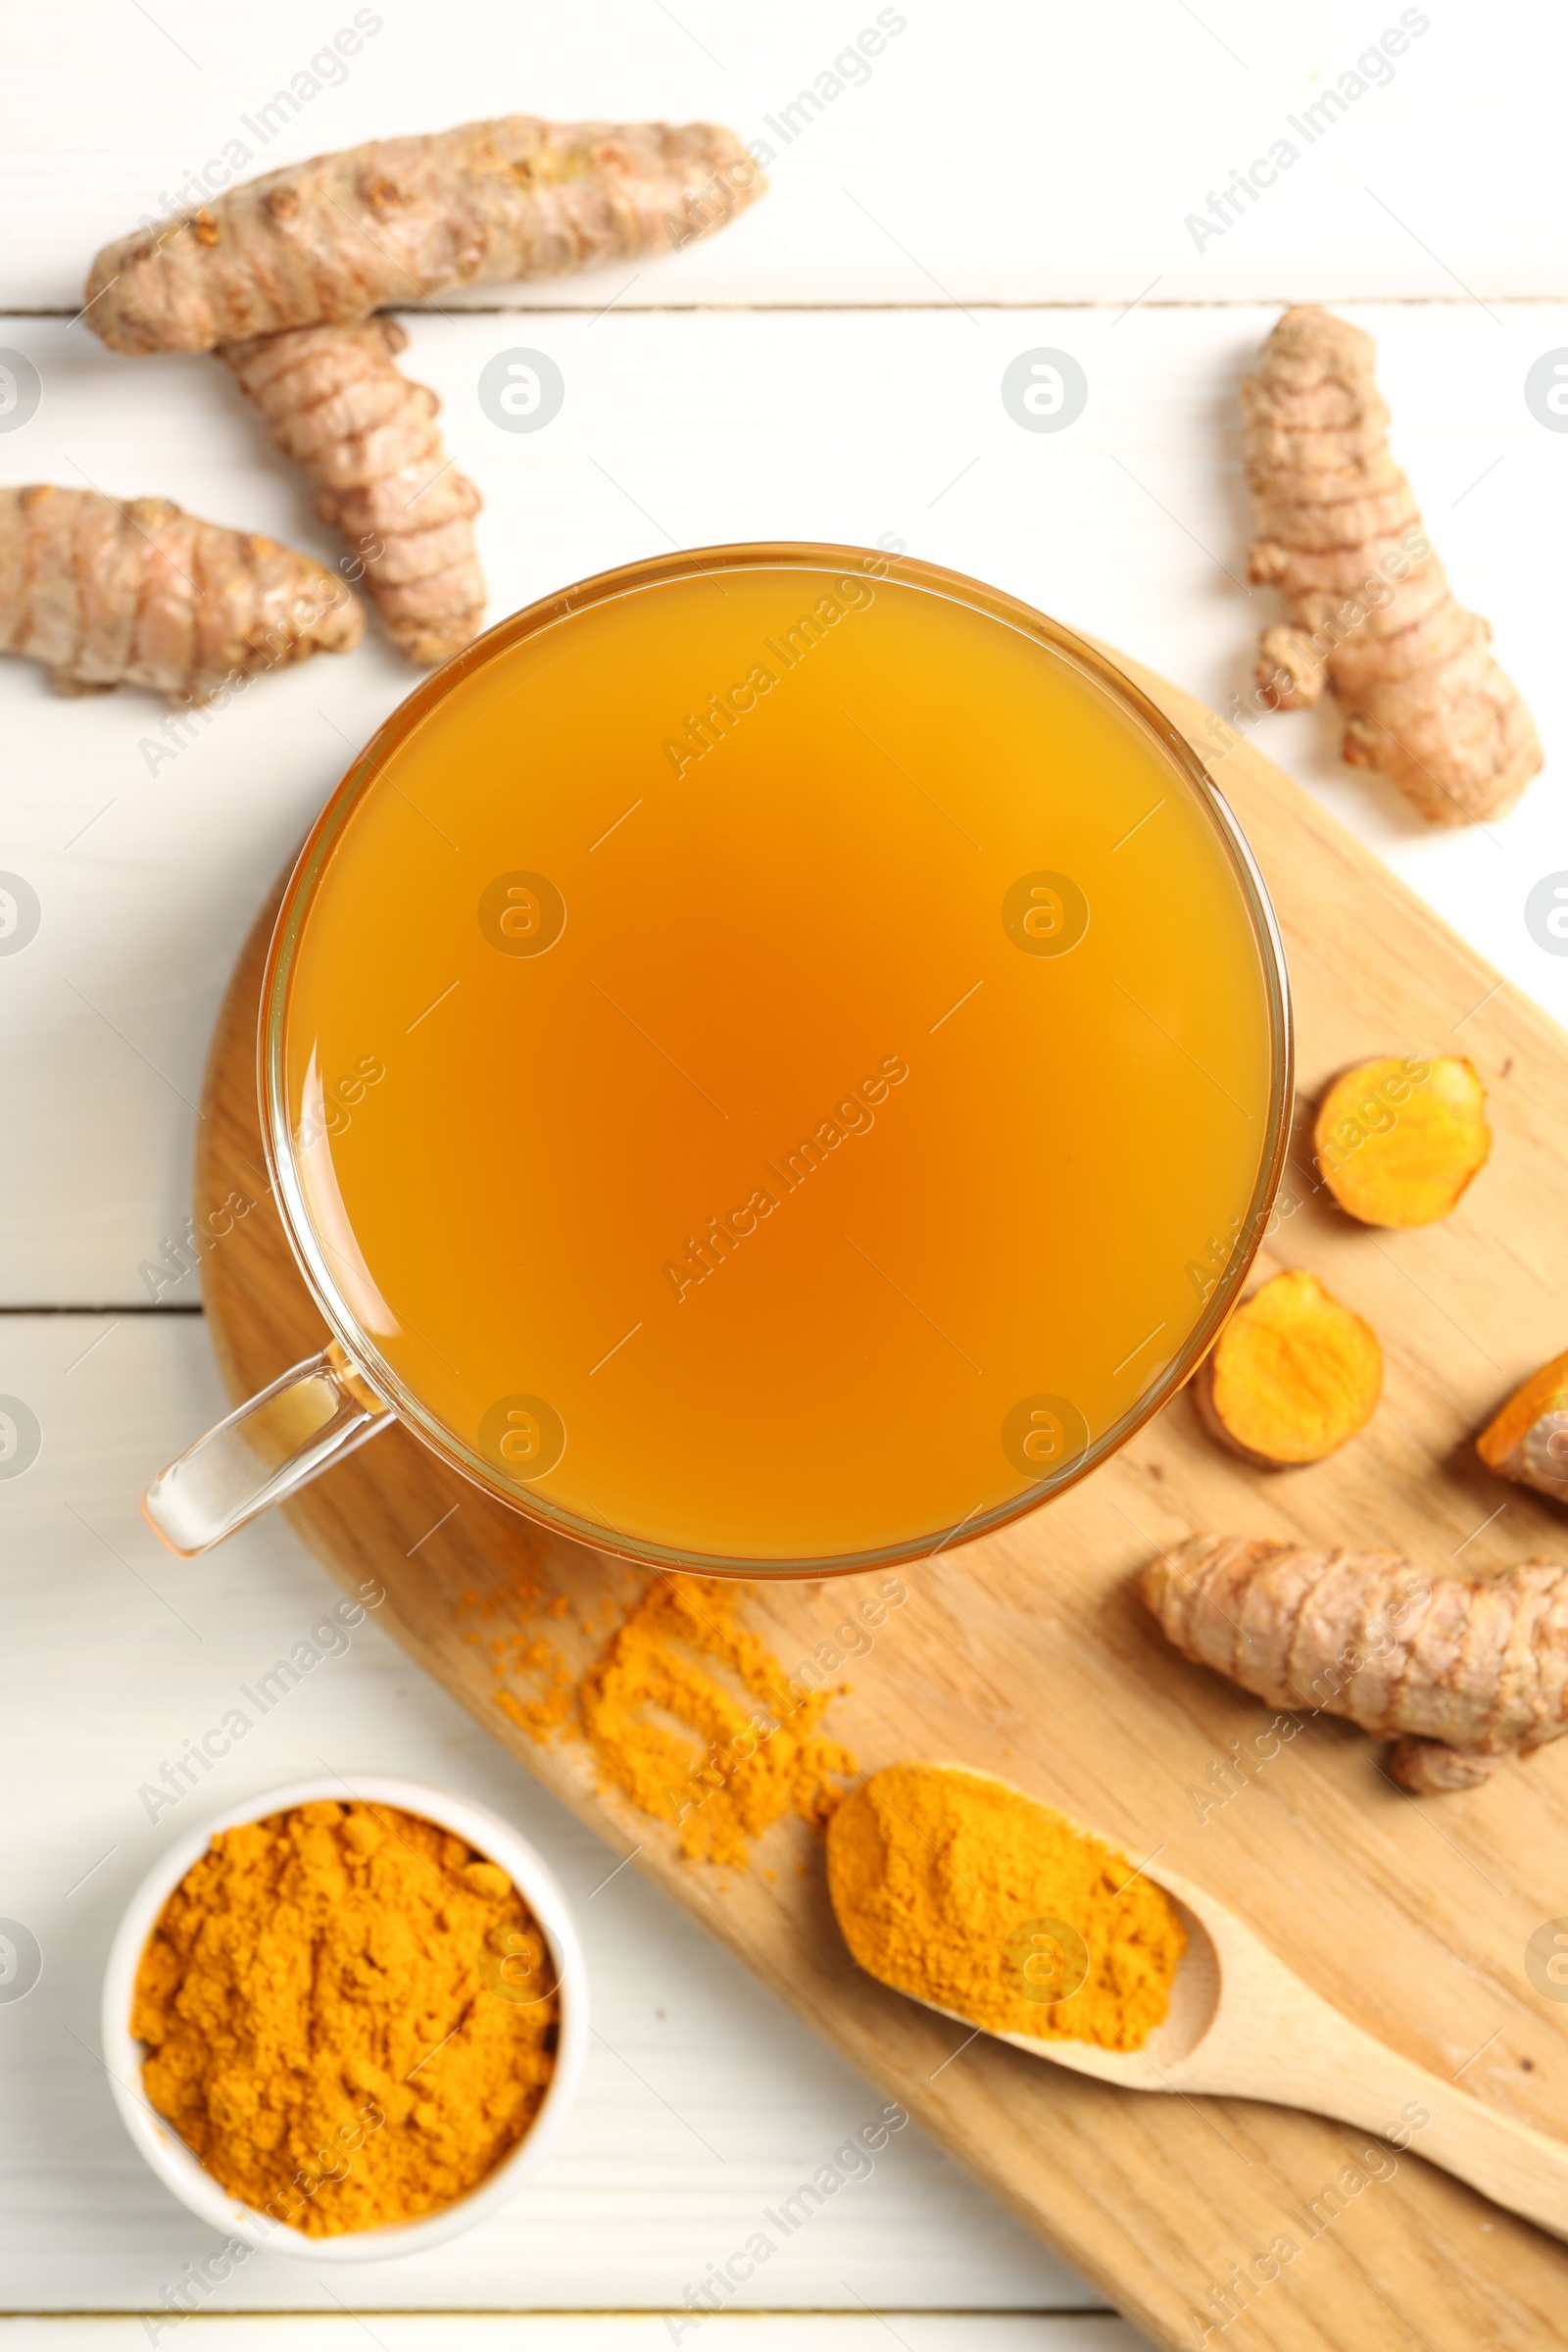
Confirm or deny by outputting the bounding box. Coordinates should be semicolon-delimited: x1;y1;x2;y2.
261;538;1294;1579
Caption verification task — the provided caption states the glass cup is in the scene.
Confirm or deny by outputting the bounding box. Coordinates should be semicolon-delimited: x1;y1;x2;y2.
144;543;1292;1572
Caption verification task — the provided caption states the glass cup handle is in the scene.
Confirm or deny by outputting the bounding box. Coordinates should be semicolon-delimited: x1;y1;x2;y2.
142;1340;395;1557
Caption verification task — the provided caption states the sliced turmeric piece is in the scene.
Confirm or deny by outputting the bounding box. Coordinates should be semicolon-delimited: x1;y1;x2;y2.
1196;1268;1381;1466
1313;1054;1489;1227
1477;1348;1568;1505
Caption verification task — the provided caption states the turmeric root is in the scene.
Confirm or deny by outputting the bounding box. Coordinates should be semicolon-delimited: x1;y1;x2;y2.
1477;1349;1568;1506
1143;1535;1568;1792
1313;1054;1490;1227
1197;1269;1381;1466
85;117;764;355
1243;306;1542;825
221;319;483;664
0;484;361;703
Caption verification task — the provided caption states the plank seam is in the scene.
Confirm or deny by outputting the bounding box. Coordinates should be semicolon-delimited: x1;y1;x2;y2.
4;296;1568;320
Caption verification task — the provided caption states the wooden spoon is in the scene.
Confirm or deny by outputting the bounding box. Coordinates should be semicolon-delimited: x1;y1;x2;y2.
835;1764;1568;2241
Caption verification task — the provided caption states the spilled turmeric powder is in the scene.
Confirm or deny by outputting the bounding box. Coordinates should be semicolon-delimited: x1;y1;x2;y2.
471;1558;860;1868
495;1641;577;1741
132;1800;559;2234
574;1578;857;1867
826;1765;1185;2052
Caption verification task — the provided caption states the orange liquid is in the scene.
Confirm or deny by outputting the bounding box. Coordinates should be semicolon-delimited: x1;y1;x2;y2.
280;555;1280;1568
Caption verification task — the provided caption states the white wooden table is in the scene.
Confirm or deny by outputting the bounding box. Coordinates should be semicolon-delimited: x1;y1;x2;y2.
0;7;1561;2344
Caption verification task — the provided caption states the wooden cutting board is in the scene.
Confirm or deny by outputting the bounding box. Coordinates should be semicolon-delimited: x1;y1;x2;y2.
196;651;1568;2351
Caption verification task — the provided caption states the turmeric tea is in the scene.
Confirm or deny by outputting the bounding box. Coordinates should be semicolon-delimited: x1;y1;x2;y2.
826;1765;1185;2051
132;1800;559;2234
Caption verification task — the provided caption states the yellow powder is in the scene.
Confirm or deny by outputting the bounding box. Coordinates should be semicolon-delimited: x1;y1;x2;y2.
573;1577;856;1867
472;1565;856;1868
826;1764;1185;2052
132;1800;559;2234
496;1644;575;1741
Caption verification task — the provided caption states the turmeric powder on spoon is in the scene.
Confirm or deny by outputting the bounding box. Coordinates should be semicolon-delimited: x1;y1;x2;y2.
826;1765;1185;2052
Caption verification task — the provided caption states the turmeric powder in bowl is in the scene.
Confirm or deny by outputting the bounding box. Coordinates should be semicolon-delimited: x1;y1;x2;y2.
132;1798;560;2236
827;1765;1185;2052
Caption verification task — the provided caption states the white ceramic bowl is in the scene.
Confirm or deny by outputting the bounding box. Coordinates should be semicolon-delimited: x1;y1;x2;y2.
101;1773;588;2262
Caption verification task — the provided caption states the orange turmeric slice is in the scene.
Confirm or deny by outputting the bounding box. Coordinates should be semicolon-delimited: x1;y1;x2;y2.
1312;1054;1490;1227
1196;1268;1382;1466
1477;1348;1568;1505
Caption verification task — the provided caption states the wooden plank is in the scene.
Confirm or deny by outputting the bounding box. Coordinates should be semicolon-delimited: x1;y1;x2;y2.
194;651;1568;2351
2;2;1564;308
0;2322;1138;2349
0;306;1562;1307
